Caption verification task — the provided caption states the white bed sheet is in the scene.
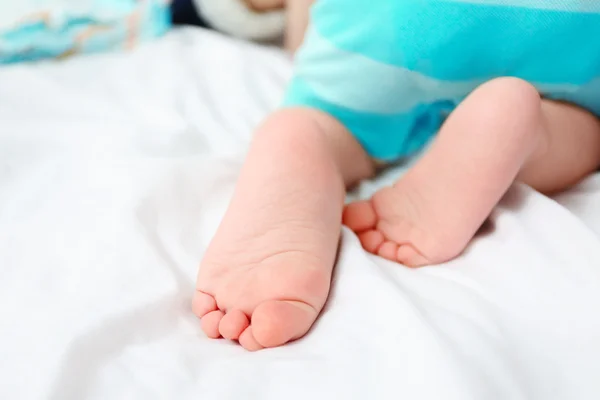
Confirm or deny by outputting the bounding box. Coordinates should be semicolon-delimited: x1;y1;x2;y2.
1;28;600;400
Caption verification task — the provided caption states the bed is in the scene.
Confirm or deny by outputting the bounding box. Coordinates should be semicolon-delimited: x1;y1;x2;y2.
1;27;600;400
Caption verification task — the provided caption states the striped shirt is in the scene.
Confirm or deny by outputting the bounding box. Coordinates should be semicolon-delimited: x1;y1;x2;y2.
283;0;600;161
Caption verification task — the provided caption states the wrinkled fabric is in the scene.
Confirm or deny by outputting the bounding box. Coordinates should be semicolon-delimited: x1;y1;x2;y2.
1;29;600;400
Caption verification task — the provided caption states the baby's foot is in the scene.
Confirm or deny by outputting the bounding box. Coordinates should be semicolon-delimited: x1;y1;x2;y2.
343;174;480;267
344;79;549;267
194;222;334;351
193;111;351;350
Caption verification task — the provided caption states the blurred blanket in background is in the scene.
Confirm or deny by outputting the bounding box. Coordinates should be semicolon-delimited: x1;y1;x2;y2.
0;0;171;64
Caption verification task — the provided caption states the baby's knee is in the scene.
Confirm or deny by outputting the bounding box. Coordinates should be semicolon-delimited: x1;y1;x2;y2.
476;77;542;119
471;77;544;143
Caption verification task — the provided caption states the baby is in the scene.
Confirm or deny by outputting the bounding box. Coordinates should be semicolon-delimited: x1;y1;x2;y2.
193;0;600;351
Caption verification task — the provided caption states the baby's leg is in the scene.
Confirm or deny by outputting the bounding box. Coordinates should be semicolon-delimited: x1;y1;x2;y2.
193;108;372;350
344;77;600;266
518;100;600;194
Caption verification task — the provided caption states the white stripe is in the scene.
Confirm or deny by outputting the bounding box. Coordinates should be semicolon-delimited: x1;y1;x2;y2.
294;27;579;114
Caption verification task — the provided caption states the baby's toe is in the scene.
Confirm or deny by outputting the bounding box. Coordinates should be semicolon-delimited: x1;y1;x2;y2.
358;229;384;253
397;245;430;267
219;309;250;341
377;240;399;261
192;290;217;318
201;310;225;339
251;300;318;348
343;200;377;232
238;326;264;352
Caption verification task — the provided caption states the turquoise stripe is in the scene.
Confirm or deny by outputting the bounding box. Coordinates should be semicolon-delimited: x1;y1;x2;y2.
283;74;600;161
286;0;600;161
312;0;600;83
295;26;583;114
546;77;600;116
284;73;600;161
283;76;452;160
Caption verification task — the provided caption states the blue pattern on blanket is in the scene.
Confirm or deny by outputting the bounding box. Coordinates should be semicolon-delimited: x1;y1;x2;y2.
0;0;171;64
